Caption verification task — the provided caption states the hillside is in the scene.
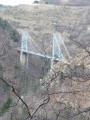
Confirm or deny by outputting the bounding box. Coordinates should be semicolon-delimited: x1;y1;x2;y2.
0;17;50;120
40;0;90;6
0;5;90;56
0;4;90;120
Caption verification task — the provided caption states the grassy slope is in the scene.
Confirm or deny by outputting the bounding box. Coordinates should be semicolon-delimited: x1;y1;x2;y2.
0;5;87;32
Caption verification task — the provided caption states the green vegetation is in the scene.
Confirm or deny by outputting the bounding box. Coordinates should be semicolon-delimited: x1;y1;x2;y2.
59;71;64;84
3;84;10;92
0;63;3;77
59;71;64;80
21;80;41;95
22;106;28;116
10;29;20;42
80;62;85;69
0;97;13;116
78;115;90;120
21;79;41;95
0;63;3;71
0;18;9;30
21;84;28;95
31;81;41;93
14;63;20;70
0;17;20;42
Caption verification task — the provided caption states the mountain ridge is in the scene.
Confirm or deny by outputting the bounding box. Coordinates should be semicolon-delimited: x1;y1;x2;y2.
39;0;90;6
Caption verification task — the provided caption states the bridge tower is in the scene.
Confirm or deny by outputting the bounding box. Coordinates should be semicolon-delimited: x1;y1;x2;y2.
52;34;61;61
20;32;28;66
21;32;28;52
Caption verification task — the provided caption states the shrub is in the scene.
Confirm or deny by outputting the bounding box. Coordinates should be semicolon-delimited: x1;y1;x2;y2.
21;84;28;95
59;71;64;84
22;106;28;116
80;62;85;70
0;18;10;30
10;29;20;42
0;17;20;42
0;97;13;116
14;63;20;70
3;84;10;92
0;63;3;71
0;63;3;77
31;81;41;92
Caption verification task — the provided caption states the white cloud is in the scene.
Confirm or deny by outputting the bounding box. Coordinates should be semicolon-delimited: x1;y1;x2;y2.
0;0;35;5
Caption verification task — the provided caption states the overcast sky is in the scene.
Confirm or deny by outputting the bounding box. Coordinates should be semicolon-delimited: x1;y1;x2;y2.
0;0;35;5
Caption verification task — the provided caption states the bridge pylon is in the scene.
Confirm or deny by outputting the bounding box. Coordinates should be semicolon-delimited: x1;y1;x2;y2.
20;32;28;66
52;34;62;61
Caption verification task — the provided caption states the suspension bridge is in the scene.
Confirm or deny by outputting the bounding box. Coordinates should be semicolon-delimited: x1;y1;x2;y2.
18;32;70;65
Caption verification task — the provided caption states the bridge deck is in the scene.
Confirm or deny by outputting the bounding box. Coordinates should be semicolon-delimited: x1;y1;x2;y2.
18;49;62;61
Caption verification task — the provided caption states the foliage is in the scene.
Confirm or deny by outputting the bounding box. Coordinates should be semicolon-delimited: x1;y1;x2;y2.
59;71;64;84
0;63;3;77
21;80;41;94
79;62;85;69
78;115;90;120
3;84;10;92
31;81;41;92
10;29;20;42
60;105;72;119
21;84;28;95
14;63;20;70
0;97;13;116
0;18;10;30
0;17;20;42
59;71;64;80
0;63;3;71
22;106;28;116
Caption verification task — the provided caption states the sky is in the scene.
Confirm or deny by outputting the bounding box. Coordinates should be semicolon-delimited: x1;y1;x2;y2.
0;0;35;6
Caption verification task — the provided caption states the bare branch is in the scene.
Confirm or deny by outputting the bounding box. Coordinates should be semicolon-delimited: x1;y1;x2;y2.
0;77;32;118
